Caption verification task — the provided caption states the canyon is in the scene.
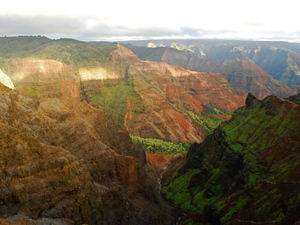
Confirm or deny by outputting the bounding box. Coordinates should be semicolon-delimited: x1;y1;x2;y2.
0;36;300;224
0;37;246;142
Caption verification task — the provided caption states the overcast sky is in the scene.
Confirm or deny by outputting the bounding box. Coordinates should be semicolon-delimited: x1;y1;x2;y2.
1;0;299;42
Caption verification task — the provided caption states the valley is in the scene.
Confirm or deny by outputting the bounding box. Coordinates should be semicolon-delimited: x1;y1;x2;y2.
0;36;300;224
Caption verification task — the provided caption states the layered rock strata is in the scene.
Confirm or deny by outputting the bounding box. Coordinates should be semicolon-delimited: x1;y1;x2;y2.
108;45;245;142
0;84;178;224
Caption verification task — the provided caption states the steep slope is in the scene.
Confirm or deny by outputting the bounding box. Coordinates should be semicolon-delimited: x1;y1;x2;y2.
216;59;295;99
5;58;80;102
0;122;100;224
162;93;300;224
0;84;179;225
124;44;296;99
105;45;245;142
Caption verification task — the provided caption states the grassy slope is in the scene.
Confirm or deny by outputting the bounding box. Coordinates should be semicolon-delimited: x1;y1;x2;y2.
83;77;145;127
162;95;300;224
0;36;117;73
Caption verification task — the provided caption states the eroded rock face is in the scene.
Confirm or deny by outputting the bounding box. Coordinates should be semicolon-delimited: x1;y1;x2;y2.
218;59;296;99
0;118;100;224
0;84;179;224
125;44;297;99
108;45;245;142
125;39;300;87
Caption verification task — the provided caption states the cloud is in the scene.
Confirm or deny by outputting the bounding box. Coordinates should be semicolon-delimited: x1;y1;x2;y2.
0;14;205;41
0;15;83;36
1;12;300;43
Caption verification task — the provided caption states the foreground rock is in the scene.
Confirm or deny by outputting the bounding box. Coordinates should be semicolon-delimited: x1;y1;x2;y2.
0;84;179;224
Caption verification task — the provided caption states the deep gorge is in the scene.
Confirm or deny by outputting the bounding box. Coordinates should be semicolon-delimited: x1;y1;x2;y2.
1;36;300;224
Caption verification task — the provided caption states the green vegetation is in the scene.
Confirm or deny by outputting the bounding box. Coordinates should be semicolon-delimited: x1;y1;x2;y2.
286;93;300;105
187;111;224;135
220;196;250;223
82;77;144;126
0;36;51;58
0;36;117;74
130;135;190;156
162;96;300;224
187;104;232;136
162;169;200;210
31;39;117;66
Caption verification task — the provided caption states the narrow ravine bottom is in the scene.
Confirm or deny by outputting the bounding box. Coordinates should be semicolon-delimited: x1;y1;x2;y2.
157;167;187;225
173;211;187;225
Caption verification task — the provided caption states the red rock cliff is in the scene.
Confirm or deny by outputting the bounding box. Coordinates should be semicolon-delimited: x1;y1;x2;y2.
111;45;245;142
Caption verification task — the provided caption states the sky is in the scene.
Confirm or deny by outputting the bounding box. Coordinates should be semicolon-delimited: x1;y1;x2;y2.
1;0;300;42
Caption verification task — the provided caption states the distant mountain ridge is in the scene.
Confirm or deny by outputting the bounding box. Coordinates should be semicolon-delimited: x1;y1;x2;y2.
122;39;300;96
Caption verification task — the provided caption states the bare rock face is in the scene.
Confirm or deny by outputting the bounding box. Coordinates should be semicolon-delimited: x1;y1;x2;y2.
0;84;179;224
219;59;296;99
0;69;14;89
6;58;80;102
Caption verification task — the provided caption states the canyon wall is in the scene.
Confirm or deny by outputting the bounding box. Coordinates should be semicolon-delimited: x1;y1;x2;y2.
162;93;300;224
0;83;178;224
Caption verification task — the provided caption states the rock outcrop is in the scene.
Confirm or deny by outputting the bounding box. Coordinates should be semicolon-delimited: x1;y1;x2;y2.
162;93;300;224
0;69;14;89
0;84;179;224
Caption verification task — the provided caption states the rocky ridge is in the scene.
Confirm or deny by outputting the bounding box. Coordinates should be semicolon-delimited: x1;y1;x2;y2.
162;92;300;224
124;44;296;99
